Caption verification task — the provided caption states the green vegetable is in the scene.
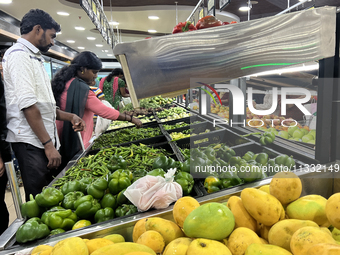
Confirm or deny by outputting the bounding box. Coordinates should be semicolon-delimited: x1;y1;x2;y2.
50;228;65;236
20;194;41;219
35;187;64;208
115;204;138;217
107;154;127;172
87;177;108;199
43;209;77;230
147;168;166;178
275;155;296;169
61;180;82;195
204;176;222;193
117;189;129;205
74;195;101;219
152;155;176;171
217;159;243;188
255;153;269;166
61;191;84;210
180;159;190;173
175;172;194;195
79;177;93;193
216;145;236;162
132;169;147;182
16;217;50;243
204;147;216;161
242;151;255;162
108;169;133;195
259;131;275;146
94;207;115;223
237;163;262;183
100;193;117;209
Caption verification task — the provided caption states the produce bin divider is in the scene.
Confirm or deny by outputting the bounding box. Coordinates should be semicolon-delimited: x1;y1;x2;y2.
103;121;160;135
159;114;206;127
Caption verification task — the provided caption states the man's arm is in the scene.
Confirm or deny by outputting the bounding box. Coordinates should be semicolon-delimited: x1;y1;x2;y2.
56;109;86;132
23;104;61;169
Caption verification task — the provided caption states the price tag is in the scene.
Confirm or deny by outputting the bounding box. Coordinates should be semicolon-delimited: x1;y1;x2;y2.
207;0;215;16
219;0;230;12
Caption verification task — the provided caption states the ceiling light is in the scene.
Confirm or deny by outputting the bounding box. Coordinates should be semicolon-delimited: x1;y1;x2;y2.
78;47;85;49
148;16;159;20
239;6;250;11
96;44;103;47
148;30;157;33
299;0;312;1
107;54;113;56
57;12;69;16
57;31;62;35
109;21;119;26
66;40;75;43
105;50;109;52
248;63;319;77
0;0;12;4
75;26;85;31
87;37;96;40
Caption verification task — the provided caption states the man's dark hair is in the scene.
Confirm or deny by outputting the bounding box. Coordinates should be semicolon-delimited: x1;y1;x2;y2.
20;9;61;35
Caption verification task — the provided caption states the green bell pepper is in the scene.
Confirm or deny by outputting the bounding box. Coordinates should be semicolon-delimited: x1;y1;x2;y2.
238;163;262;183
180;159;190;173
74;195;101;219
107;154;127;172
175;161;184;171
191;148;208;160
175;172;194;195
204;176;222;193
152;155;176;171
35;187;64;208
87;177;108;199
117;189;129;205
79;177;94;194
16;217;50;243
255;153;269;166
50;228;65;236
275;154;296;170
61;180;82;195
115;204;138;217
147;168;166;178
204;147;216;161
108;169;133;195
266;158;278;176
20;194;41;219
43;209;77;230
242;151;255;162
132;169;147;183
100;193;117;209
41;206;65;225
217;145;236;162
94;207;114;223
61;191;84;210
218;159;243;188
259;131;275;146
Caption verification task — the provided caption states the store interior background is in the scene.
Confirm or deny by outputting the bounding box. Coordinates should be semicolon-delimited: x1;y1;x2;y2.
0;0;338;224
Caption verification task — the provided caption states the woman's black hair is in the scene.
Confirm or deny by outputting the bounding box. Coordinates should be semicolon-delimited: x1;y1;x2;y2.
106;68;123;83
52;51;102;106
20;9;61;35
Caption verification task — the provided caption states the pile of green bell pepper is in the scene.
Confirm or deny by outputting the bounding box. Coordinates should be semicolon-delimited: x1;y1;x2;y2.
61;180;83;195
87;177;108;199
175;172;194;195
204;176;222;193
42;209;77;230
50;228;65;236
20;194;41;219
147;168;166;178
94;208;114;223
107;154;127;172
74;195;101;219
132;169;147;182
152;155;176;171
215;144;236;162
266;154;296;176
115;204;138;217
108;169;133;195
61;191;84;210
259;131;275;146
100;193;117;209
35;187;64;208
16;217;50;243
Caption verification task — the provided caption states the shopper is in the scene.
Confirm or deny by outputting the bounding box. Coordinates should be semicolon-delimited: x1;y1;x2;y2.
52;51;142;165
2;9;85;202
99;68;130;109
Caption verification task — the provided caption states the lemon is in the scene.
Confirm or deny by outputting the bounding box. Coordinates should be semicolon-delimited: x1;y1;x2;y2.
72;220;92;230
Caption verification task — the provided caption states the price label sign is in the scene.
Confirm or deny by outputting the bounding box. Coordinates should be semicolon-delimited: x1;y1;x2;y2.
199;8;204;19
219;0;230;12
207;0;215;16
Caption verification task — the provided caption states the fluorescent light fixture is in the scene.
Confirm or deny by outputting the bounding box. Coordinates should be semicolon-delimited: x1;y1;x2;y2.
78;47;85;49
239;6;250;11
105;50;109;52
148;16;159;20
57;31;62;35
87;37;96;40
66;40;75;43
107;54;113;56
75;26;85;31
148;29;157;33
96;44;103;47
248;63;319;77
109;21;119;26
0;0;12;4
57;12;69;16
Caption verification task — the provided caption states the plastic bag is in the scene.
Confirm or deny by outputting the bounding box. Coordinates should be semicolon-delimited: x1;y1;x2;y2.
124;169;182;211
94;100;114;137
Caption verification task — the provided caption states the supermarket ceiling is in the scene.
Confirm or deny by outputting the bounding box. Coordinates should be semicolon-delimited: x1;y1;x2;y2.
0;0;338;60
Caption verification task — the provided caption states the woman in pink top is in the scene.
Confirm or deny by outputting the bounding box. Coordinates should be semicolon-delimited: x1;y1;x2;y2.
52;51;142;165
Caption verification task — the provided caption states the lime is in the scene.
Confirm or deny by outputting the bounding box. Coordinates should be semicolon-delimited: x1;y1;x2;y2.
302;134;314;143
278;131;289;139
288;126;299;136
292;130;304;139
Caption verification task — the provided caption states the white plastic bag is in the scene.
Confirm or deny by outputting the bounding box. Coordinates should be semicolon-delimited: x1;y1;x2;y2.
124;169;182;211
94;100;114;137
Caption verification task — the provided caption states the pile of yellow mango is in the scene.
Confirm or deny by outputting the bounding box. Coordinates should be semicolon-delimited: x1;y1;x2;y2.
28;171;340;255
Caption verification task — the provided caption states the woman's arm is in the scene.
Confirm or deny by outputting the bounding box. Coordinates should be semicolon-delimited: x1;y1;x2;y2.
120;86;130;97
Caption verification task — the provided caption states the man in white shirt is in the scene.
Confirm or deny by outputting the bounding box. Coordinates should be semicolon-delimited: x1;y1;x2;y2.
3;9;85;202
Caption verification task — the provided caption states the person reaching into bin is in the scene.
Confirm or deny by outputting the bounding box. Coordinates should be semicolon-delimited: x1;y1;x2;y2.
52;51;142;167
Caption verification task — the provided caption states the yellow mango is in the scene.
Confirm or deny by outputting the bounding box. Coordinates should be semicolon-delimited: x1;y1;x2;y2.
268;219;319;252
163;237;193;255
259;238;268;244
308;243;340;255
226;196;257;232
32;251;51;255
321;227;333;236
31;245;53;254
326;193;340;229
86;238;113;254
103;234;125;243
125;253;153;255
270;172;302;206
136;230;165;254
187;238;232;255
91;243;156;255
259;185;270;194
245;243;292;255
227;227;262;255
51;237;88;255
286;195;328;226
290;226;336;255
145;217;184;246
241;188;282;226
133;218;148;243
173;197;200;228
257;222;271;241
332;227;340;241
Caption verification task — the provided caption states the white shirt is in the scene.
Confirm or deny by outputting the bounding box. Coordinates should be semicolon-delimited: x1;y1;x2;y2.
3;38;60;149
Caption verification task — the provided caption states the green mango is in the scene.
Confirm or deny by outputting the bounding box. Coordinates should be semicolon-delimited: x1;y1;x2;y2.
183;202;235;240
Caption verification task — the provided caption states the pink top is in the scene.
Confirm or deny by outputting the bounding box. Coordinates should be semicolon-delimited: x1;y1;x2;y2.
99;76;106;91
56;78;120;148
